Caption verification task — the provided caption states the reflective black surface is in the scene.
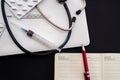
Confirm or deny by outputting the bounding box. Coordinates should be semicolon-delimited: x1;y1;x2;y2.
0;0;120;80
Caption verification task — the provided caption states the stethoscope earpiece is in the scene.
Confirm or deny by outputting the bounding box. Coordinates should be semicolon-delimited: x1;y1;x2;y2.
76;9;82;15
57;0;67;4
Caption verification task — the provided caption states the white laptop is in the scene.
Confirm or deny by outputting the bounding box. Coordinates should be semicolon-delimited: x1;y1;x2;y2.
0;0;90;56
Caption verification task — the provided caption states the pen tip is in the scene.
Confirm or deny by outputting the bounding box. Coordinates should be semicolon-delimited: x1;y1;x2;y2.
21;27;27;32
82;44;85;51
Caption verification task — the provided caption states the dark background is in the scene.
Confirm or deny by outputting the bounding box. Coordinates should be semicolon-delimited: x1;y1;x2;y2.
0;0;120;80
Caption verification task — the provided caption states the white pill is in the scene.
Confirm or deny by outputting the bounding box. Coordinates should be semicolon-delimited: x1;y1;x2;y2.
10;0;15;3
17;2;23;6
12;7;17;11
33;0;38;2
28;3;33;7
22;7;27;11
17;12;22;16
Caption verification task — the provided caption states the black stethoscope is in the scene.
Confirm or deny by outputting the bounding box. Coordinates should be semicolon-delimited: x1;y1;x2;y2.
1;0;86;55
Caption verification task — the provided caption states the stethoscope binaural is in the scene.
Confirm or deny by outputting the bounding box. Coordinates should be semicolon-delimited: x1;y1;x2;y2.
1;0;86;55
36;0;86;31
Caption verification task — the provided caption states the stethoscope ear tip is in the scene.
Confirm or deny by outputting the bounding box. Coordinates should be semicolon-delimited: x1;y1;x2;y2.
76;10;82;15
57;0;67;4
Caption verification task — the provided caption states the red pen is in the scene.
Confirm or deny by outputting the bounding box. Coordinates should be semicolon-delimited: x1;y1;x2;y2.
82;45;90;80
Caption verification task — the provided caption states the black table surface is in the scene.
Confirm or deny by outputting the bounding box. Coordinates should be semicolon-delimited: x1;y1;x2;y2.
0;0;120;80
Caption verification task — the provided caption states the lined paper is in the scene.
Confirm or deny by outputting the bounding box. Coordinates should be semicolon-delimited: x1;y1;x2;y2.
103;54;120;80
55;53;102;80
88;54;102;80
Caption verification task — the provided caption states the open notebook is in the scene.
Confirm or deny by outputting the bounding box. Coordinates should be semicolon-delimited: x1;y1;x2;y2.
55;53;120;80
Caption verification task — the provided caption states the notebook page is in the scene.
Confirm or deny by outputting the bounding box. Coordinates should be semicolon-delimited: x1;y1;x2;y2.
87;54;102;80
55;53;102;80
103;54;120;80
